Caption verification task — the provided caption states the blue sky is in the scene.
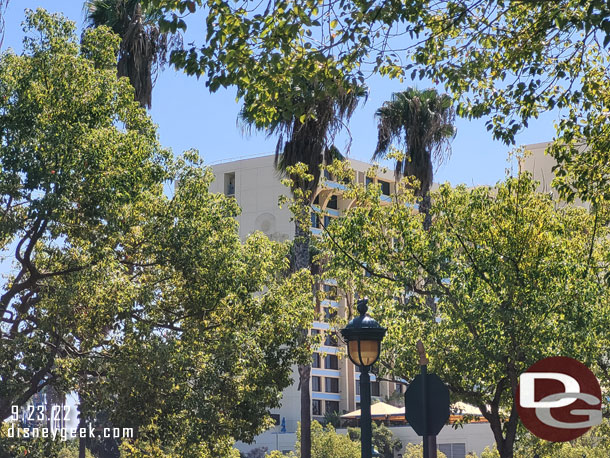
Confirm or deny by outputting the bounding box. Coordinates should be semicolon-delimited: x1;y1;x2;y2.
3;1;559;186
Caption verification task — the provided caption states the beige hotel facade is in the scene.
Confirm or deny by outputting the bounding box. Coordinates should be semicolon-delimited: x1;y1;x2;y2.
209;155;403;433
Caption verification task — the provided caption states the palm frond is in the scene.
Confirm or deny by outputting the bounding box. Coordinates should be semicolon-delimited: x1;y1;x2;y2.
374;87;456;195
85;0;181;108
240;79;367;200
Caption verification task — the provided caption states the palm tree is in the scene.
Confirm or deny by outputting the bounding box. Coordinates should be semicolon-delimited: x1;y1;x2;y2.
240;80;365;458
373;88;454;455
373;87;456;228
85;0;178;108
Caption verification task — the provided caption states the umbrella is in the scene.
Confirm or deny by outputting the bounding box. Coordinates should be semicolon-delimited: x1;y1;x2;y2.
341;402;404;420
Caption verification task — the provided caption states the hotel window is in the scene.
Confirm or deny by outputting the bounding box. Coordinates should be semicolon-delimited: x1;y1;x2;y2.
365;176;373;187
323;307;337;322
371;381;380;397
311;212;320;228
312;376;321;392
324;354;338;370
312;353;321;368
438;443;466;458
379;180;391;196
325;377;340;393
356;380;379;396
322;284;338;300
224;172;235;196
324;333;338;347
325;401;340;415
395;383;403;394
312;400;322;416
327;195;338;209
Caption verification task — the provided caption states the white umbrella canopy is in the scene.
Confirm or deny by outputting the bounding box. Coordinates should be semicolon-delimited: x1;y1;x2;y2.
341;402;404;420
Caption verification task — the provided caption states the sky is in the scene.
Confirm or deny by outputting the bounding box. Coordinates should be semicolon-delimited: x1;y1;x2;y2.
3;1;560;187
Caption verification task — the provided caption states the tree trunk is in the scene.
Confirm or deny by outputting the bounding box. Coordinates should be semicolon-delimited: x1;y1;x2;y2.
485;406;518;458
420;193;432;232
79;415;87;458
298;364;312;458
294;215;312;458
419;192;436;312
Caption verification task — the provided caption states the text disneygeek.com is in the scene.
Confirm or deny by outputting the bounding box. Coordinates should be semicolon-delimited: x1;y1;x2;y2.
6;423;134;441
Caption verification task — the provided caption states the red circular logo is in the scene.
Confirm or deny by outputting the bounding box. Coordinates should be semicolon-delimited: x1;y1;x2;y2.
516;356;602;442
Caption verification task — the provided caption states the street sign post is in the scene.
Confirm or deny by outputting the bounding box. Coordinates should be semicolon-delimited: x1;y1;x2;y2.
404;341;450;458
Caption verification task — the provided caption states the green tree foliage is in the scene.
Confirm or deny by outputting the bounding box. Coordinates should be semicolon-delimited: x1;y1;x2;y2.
467;421;610;457
0;423;63;458
145;0;610;202
320;165;610;458
513;419;610;458
265;452;293;458
348;422;402;458
402;443;447;458
57;445;95;458
293;421;359;458
0;10;313;457
478;448;500;458
0;6;164;422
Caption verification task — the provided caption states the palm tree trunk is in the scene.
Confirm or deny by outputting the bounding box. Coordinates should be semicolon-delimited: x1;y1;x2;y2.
419;192;437;313
420;193;432;232
294;213;312;458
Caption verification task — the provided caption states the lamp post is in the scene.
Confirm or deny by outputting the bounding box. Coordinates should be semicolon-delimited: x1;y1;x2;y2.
340;299;386;458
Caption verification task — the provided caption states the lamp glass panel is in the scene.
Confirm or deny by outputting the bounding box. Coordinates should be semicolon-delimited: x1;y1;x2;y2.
348;339;380;367
348;340;361;366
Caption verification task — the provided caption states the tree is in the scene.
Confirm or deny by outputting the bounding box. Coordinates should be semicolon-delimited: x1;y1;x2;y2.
373;87;455;228
85;0;178;108
320;167;610;458
347;422;402;458
0;10;313;457
294;421;360;458
239;78;364;458
0;7;166;423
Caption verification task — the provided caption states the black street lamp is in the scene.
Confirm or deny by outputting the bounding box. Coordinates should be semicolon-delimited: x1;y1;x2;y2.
341;299;386;458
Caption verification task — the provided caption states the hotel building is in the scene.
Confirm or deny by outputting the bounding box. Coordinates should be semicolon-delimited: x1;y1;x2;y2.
209;154;404;432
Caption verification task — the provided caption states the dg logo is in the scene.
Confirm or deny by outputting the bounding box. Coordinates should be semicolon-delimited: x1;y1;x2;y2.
516;356;602;442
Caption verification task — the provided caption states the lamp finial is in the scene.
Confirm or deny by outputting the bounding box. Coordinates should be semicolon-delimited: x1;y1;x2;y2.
356;298;368;316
